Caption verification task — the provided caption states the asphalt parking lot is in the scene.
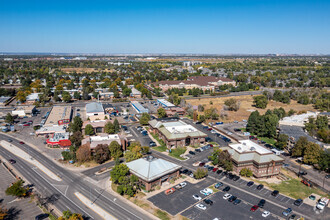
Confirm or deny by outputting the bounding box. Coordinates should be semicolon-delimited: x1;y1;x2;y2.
0;164;44;219
148;178;214;216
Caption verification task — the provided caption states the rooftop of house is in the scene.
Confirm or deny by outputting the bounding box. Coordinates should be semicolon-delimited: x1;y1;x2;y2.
126;156;182;182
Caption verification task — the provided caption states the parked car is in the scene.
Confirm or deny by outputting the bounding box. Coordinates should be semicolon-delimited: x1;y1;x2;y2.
207;166;214;171
199;162;205;167
257;184;264;190
212;167;218;172
8;159;16;164
294;199;303;206
250;205;259;212
222;186;230;192
203;199;213;205
164;188;176;195
195;203;206;210
262;211;270;218
308;195;316;200
223;193;231;200
228;196;237;202
35;214;49;220
298;171;307;176
214;182;223;188
149;141;156;147
216;169;222;175
233;199;241;205
200;188;213;196
7;139;12;142
19;141;25;144
192;194;202;201
233;175;240;181
247;181;254;187
282;208;292;216
301;179;312;187
189;151;196;155
271;190;279;197
316;197;329;210
288;214;296;219
195;148;201;153
181;169;188;174
258;199;266;208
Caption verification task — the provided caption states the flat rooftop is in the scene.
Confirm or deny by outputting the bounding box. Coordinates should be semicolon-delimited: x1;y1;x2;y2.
86;102;104;113
230;140;271;155
44;106;72;126
163;121;198;134
157;99;175;107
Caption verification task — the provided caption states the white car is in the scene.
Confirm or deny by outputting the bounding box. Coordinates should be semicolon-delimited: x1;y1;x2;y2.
125;130;130;134
223;193;231;200
262;211;270;217
179;182;187;188
200;188;213;196
193;162;200;167
195;203;206;210
210;130;217;134
193;194;202;201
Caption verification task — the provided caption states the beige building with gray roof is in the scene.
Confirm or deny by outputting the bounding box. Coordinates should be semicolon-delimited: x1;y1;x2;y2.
149;118;207;148
222;140;284;178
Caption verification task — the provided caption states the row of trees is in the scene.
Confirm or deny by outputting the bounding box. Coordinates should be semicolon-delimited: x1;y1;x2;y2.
291;137;329;171
304;115;329;144
110;164;139;197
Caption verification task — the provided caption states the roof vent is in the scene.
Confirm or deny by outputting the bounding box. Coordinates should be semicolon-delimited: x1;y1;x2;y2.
250;147;256;151
145;155;155;162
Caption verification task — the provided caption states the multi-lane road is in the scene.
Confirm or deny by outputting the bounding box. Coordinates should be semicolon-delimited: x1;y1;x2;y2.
0;133;153;220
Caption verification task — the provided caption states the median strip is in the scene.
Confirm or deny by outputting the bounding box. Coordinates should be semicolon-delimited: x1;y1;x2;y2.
74;192;117;220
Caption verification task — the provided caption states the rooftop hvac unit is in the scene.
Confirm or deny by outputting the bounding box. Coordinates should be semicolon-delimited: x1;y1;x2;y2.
250;147;256;151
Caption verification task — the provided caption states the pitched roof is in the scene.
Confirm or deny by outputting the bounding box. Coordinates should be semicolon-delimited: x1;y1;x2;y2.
126;157;182;182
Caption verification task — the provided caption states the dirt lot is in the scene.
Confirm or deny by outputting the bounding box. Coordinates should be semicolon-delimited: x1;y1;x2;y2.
60;67;115;73
186;95;316;123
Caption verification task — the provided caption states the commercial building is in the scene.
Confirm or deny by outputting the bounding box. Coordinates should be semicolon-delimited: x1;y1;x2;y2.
131;101;149;114
222;140;284;178
86;102;105;120
46;132;71;148
149;118;207;148
81;134;127;150
280;112;318;127
154;76;236;92
165;107;185;117
82;120;111;134
126;156;182;191
11;106;36;117
157;99;175;108
44;106;72;126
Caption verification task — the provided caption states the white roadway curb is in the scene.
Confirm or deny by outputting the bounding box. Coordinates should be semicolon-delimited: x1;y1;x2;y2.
0;140;62;181
74;192;117;220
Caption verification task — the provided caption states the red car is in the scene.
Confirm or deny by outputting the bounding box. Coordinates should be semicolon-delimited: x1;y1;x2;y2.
212;167;218;172
19;141;25;144
207;128;213;131
23;123;30;126
199;162;205;167
209;144;214;148
250;205;259;212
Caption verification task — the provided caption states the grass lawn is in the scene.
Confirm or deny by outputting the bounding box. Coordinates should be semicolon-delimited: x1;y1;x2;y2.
258;137;276;146
153;145;167;152
254;177;328;200
209;185;220;193
155;209;170;220
169;147;187;160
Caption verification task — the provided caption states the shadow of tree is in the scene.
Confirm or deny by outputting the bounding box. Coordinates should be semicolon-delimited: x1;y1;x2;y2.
5;206;21;220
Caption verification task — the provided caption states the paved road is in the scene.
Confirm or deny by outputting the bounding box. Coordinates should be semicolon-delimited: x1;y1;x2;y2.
0;133;153;220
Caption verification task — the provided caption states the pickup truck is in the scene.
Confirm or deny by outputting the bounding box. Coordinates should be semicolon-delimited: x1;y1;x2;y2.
317;197;329;210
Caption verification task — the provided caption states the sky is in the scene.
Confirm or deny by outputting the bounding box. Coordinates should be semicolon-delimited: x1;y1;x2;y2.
1;0;330;54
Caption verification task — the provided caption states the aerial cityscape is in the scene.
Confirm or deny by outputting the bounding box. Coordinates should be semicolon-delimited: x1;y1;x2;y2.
0;1;329;220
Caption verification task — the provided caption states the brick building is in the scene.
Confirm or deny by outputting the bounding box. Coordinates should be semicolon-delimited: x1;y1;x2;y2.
149;118;207;148
126;156;181;191
222;140;284;178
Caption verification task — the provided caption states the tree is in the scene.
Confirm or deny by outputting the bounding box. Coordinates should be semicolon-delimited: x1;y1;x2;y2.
318;149;330;171
253;95;268;109
276;134;288;150
113;118;120;133
5;113;14;124
139;113;150;125
76;144;91;162
94;144;110;164
224;98;240;111
122;88;132;97
16;90;27;103
104;122;115;134
125;145;143;162
109;141;122;159
288;109;296;116
141;146;150;155
303;142;322;165
193;168;208;179
110;164;129;184
291;137;308;157
68;116;83;133
5;180;27;197
240;168;253;177
73;91;80;100
62;91;72;102
58;210;83;220
157;107;167;118
69;131;83;150
84;124;95;136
